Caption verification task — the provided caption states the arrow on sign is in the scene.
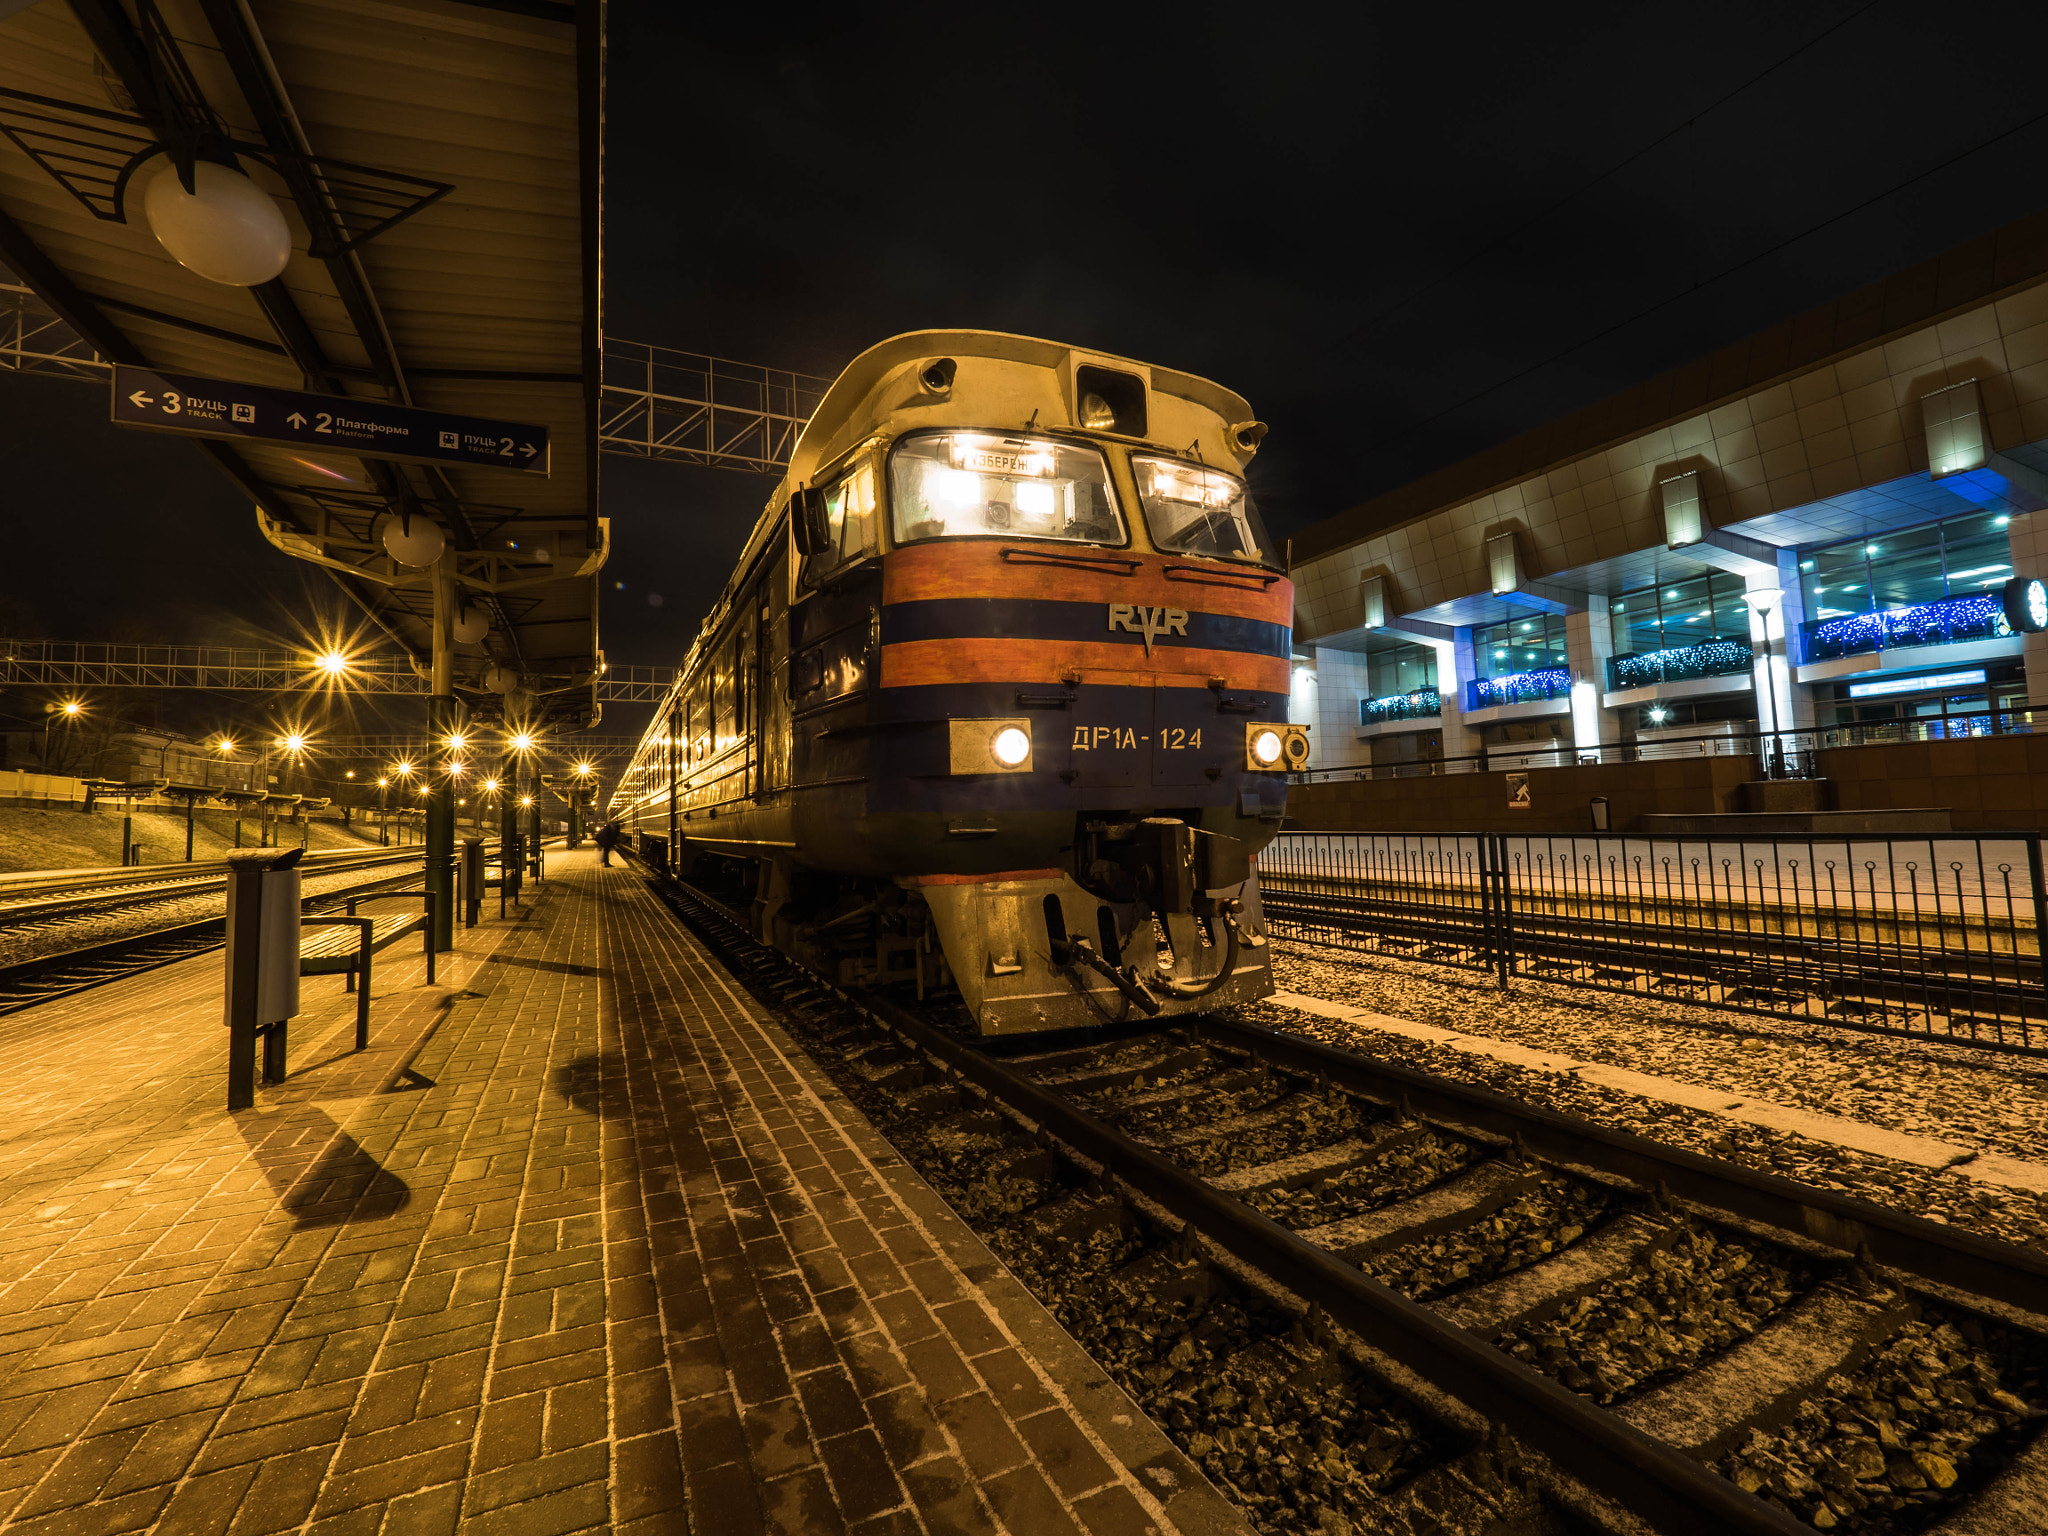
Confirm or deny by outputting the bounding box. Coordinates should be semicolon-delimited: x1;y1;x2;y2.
128;390;153;408
521;443;538;459
286;412;306;429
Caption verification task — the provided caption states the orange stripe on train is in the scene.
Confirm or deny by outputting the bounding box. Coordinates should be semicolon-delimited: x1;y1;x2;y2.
882;542;1292;625
880;637;1291;692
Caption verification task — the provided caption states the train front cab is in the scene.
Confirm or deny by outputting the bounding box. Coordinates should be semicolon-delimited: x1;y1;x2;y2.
780;336;1305;1034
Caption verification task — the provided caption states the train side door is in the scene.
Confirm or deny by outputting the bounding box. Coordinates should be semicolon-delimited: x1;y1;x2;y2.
763;547;791;795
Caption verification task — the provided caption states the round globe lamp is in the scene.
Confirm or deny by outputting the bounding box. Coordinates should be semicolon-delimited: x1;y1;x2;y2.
451;606;490;644
142;162;292;287
374;512;446;567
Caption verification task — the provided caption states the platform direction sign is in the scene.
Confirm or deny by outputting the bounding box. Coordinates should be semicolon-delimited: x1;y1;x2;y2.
109;364;550;476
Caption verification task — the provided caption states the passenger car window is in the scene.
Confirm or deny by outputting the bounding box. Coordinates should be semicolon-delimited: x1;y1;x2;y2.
803;461;878;585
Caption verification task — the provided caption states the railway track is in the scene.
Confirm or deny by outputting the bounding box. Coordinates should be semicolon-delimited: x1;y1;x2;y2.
1258;887;2048;1049
0;847;417;930
640;859;2048;1536
0;851;426;1016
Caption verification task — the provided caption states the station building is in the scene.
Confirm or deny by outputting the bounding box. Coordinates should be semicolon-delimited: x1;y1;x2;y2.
1285;212;2048;832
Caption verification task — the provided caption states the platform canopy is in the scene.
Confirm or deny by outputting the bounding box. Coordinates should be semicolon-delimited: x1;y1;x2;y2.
0;0;605;728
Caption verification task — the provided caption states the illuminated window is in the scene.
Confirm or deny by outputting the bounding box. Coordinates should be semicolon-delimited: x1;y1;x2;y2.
1130;454;1276;567
889;432;1125;550
1474;614;1567;675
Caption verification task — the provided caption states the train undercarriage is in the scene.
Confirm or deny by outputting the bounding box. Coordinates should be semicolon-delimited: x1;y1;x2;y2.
680;811;1276;1036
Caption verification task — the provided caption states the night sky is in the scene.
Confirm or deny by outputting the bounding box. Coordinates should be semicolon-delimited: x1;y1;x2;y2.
8;0;2048;690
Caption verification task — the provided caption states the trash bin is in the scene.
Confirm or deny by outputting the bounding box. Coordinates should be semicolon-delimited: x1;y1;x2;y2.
1590;796;1610;833
462;838;486;928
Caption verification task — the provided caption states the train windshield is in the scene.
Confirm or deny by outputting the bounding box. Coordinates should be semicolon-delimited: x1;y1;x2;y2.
1131;455;1277;567
889;432;1126;547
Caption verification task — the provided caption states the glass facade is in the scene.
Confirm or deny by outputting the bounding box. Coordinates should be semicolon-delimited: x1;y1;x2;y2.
1815;662;2029;738
1469;614;1571;709
1361;642;1440;723
1797;512;2016;661
1606;573;1755;690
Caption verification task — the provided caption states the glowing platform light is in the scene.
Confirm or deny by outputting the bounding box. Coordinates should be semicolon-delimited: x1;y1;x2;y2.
313;651;350;677
445;733;467;752
511;733;535;752
1846;668;1987;701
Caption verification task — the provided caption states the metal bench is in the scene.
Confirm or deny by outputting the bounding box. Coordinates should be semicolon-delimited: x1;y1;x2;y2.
299;890;438;1050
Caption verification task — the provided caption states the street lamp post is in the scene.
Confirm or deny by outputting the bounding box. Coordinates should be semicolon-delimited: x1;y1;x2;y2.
391;760;417;845
41;699;82;779
1750;590;1785;779
569;760;594;848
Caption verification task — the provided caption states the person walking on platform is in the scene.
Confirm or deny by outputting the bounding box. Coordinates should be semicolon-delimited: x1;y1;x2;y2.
593;821;620;867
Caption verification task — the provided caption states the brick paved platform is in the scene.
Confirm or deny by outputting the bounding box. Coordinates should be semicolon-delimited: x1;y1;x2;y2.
0;849;1248;1535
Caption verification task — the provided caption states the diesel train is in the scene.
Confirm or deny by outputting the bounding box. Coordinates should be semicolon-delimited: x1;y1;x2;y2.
610;330;1306;1035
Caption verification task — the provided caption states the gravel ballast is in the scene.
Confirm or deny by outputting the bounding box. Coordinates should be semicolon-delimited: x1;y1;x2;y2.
1248;948;2048;1252
0;854;418;969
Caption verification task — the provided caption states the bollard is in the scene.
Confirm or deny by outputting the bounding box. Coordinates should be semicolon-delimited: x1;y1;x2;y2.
462;838;486;927
223;847;304;1111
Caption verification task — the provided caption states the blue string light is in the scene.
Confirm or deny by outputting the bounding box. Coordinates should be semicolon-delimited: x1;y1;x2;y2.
1609;639;1754;690
1799;593;2009;662
1467;668;1571;710
1362;688;1441;723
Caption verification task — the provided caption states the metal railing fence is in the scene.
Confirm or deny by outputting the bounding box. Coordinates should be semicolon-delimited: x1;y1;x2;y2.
1257;830;2048;1053
1295;712;2042;786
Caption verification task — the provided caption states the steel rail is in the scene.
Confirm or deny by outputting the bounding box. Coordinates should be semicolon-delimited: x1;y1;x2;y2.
1260;892;2048;1037
643;860;2048;1534
856;989;1810;1536
0;850;423;925
1198;1017;2048;1317
1263;891;2046;994
0;862;430;1017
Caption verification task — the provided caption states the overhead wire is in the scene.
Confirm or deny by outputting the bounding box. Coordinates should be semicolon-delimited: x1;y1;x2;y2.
1388;97;2048;442
1344;0;1888;346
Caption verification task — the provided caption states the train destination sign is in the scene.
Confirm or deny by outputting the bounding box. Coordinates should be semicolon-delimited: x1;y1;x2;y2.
109;364;550;475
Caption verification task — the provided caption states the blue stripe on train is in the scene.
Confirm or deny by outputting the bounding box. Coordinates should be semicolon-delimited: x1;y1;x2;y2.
879;596;1289;657
859;680;1292;815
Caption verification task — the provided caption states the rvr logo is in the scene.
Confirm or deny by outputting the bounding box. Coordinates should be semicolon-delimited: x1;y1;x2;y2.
1107;603;1189;655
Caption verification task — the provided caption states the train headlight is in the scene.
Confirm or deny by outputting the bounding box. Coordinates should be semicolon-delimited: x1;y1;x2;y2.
1245;723;1310;772
949;718;1033;774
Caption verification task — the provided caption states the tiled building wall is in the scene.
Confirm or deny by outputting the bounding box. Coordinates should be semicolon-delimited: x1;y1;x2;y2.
1304;648;1369;767
1294;278;2048;642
